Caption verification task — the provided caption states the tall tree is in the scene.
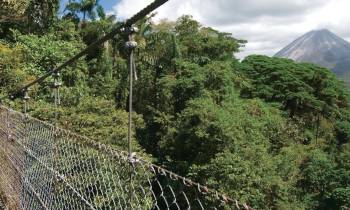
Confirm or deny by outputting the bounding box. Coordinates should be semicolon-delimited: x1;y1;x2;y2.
0;0;28;23
65;0;101;22
0;0;29;37
26;0;60;32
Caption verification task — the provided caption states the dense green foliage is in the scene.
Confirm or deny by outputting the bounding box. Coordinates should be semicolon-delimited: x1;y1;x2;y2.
0;1;349;209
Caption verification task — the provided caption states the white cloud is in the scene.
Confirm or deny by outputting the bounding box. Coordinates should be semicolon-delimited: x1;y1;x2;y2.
112;0;350;59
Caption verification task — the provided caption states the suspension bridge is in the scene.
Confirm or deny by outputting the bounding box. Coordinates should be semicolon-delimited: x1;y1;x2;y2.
0;0;251;209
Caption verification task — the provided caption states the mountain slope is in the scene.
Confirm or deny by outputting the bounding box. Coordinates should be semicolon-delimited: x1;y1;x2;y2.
275;29;350;77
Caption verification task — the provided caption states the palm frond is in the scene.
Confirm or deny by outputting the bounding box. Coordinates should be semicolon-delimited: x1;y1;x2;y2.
96;5;105;20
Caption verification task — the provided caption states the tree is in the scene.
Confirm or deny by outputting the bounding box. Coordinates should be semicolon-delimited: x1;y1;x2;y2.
0;0;28;23
174;15;244;65
241;55;348;118
299;150;337;209
0;0;29;37
329;144;350;209
335;121;350;145
0;42;34;97
26;0;60;32
65;0;102;22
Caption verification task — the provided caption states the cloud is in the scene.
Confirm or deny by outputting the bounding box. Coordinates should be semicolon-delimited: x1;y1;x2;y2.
112;0;350;58
180;0;328;26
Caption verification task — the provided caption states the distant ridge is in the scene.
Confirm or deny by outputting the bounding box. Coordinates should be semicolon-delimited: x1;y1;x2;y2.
275;29;350;83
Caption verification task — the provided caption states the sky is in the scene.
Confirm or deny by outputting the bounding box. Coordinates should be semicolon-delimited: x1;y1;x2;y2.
60;0;350;59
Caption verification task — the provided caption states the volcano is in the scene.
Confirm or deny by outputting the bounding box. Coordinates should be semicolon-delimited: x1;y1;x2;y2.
275;29;350;83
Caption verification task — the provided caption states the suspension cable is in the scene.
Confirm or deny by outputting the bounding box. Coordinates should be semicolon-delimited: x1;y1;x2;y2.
124;25;139;209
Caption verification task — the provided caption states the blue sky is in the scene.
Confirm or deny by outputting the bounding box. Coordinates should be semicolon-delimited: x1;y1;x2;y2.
59;0;119;15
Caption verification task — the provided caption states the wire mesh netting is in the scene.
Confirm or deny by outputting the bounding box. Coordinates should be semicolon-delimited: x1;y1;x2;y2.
0;105;251;210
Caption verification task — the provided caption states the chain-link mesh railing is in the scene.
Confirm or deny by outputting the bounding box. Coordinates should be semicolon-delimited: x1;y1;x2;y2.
0;105;251;210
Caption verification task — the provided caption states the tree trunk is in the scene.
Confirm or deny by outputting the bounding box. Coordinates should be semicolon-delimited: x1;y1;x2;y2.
315;115;320;145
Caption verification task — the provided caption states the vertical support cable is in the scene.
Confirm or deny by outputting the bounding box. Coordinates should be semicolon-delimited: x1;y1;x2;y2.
52;72;61;209
124;26;138;209
22;89;30;208
128;40;134;209
128;46;133;160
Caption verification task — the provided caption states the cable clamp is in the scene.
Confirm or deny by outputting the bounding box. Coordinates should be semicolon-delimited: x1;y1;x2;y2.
121;26;139;35
125;41;138;50
23;89;30;101
128;152;140;165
